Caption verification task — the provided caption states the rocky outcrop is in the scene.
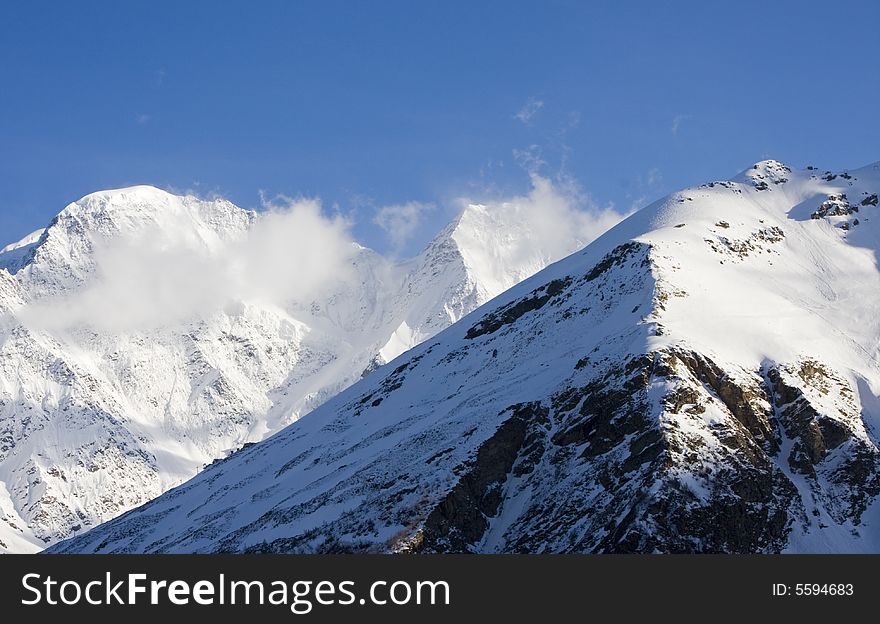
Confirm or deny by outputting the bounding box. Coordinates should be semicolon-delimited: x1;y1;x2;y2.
411;402;549;552
413;350;802;553
767;362;880;524
666;350;778;452
811;194;856;219
406;350;878;553
534;350;797;553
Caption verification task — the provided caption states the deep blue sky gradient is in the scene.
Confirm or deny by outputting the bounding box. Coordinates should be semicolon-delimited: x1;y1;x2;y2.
2;0;878;252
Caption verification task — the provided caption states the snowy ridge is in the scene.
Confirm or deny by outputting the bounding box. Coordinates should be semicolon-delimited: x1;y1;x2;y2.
50;159;880;554
0;188;583;553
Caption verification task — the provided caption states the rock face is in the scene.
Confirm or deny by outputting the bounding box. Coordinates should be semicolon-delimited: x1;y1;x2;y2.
0;186;588;552
49;160;880;554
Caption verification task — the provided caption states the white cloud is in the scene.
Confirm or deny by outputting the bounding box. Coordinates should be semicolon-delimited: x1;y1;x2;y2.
373;201;434;249
135;113;152;125
671;114;689;136
454;174;632;283
628;195;649;212
514;97;544;124
512;144;547;173
21;197;354;332
647;167;662;186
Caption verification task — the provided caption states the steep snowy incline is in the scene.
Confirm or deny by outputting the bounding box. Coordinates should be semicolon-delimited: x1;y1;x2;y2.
51;160;880;554
0;186;586;552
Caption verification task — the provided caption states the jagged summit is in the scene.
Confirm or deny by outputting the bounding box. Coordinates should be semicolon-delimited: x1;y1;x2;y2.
452;202;561;297
49;159;880;554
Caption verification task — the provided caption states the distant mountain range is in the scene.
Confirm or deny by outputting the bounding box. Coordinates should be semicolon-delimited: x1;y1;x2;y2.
0;185;589;552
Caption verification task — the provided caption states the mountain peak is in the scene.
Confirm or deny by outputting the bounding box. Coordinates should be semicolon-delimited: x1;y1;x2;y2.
728;159;794;190
750;158;792;172
446;200;586;298
8;187;254;297
58;185;246;225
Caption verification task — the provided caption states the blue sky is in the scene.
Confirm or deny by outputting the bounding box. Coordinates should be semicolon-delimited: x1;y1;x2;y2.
2;0;879;255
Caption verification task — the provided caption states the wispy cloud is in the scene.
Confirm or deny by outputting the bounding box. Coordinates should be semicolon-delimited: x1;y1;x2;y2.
154;68;166;87
512;144;547;173
671;114;690;136
135;113;152;125
514;97;544;124
373;201;434;249
164;181;208;198
622;167;664;213
21;196;354;332
455;173;632;277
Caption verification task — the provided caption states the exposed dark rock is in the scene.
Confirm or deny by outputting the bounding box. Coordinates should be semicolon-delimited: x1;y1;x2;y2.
669;350;778;452
465;277;573;339
811;194;856;219
583;242;645;282
768;367;828;474
766;363;880;523
412;402;549;552
551;355;653;452
520;350;798;553
704;227;784;259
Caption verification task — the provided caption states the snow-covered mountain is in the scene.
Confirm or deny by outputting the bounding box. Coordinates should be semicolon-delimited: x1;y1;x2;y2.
0;186;588;553
50;160;880;554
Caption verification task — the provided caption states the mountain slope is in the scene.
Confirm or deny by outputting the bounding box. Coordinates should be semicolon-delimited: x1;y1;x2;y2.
49;160;880;554
0;187;586;553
